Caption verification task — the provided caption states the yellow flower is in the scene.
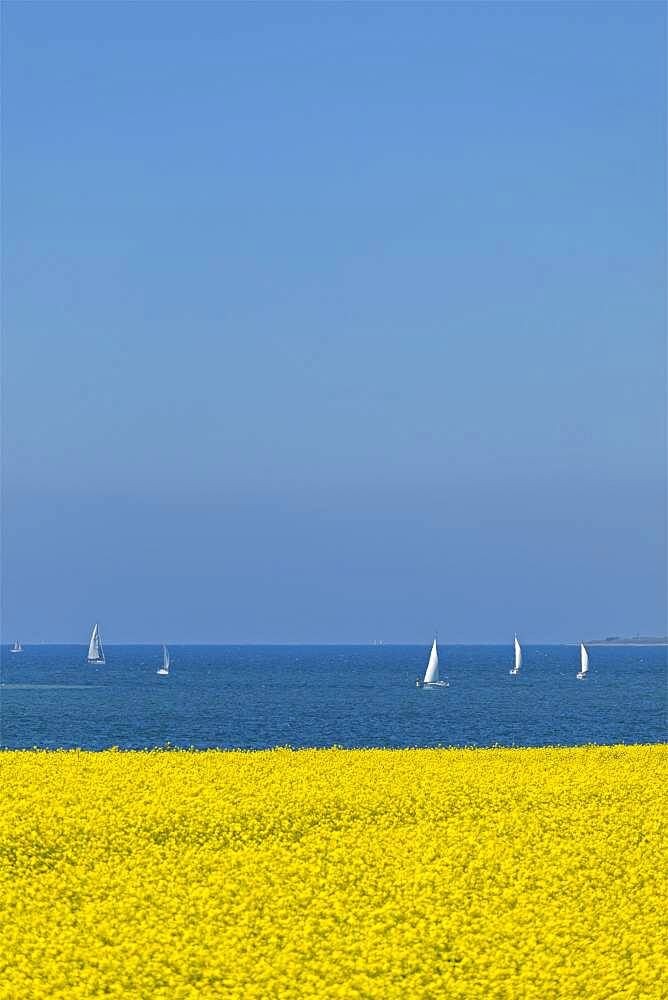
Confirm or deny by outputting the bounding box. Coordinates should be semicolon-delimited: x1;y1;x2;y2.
0;745;665;999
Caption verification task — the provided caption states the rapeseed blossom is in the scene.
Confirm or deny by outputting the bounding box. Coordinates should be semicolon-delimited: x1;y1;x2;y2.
0;745;665;999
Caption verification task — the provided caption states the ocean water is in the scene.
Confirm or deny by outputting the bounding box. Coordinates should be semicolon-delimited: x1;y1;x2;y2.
0;644;665;751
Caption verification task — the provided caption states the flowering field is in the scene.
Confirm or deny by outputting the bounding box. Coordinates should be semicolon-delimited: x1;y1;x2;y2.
0;745;665;1000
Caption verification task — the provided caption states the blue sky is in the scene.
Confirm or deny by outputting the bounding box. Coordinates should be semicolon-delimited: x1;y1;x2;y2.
2;1;666;643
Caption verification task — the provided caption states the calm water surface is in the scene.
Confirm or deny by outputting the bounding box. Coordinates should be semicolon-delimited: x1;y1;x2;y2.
1;644;665;750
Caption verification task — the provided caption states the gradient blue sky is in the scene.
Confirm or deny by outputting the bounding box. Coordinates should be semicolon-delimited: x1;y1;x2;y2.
2;1;666;643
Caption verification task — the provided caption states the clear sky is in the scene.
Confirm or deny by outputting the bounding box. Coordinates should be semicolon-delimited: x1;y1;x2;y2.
2;1;666;643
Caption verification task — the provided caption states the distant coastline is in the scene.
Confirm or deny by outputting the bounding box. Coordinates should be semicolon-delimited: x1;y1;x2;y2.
586;636;668;645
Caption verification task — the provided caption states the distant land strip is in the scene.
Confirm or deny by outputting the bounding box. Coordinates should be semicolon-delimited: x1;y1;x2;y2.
586;636;668;645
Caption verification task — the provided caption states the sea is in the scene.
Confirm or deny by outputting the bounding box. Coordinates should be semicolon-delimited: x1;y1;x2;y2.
0;644;665;751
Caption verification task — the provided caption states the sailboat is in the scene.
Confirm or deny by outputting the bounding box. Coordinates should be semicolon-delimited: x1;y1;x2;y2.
422;637;448;687
10;640;22;653
87;624;105;664
157;645;170;676
510;634;522;675
576;643;589;680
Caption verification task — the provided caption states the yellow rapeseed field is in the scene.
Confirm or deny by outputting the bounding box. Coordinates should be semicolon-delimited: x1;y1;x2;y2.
0;745;665;1000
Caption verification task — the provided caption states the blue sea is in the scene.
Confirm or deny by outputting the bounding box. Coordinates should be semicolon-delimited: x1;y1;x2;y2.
0;644;665;751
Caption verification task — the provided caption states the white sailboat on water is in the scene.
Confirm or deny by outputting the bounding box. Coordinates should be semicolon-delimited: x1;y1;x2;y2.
87;624;105;665
421;637;448;687
510;634;522;675
576;643;589;680
11;640;22;653
157;645;170;676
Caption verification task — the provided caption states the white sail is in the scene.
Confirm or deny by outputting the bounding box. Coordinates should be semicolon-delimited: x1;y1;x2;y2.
157;644;170;675
87;624;99;660
87;624;105;663
423;639;439;684
579;643;589;675
514;635;522;672
11;640;22;653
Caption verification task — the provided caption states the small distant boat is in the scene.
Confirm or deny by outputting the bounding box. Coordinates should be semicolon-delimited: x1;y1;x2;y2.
422;637;448;687
11;640;22;653
157;645;170;676
87;623;105;665
510;634;522;675
576;643;589;680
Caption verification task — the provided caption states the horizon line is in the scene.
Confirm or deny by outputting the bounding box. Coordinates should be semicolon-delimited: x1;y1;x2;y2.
3;639;667;647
